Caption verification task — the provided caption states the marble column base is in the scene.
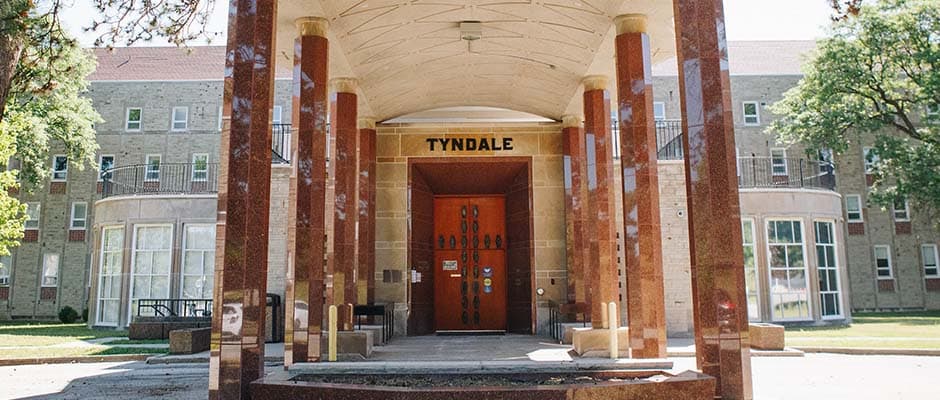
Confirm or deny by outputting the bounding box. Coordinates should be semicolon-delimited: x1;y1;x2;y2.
572;327;630;358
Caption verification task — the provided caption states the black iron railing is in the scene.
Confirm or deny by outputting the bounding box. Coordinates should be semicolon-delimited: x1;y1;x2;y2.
136;298;212;318
611;119;684;161
101;162;220;198
272;123;292;164
737;156;836;191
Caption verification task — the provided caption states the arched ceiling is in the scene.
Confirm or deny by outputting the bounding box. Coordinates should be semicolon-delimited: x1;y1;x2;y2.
275;0;675;121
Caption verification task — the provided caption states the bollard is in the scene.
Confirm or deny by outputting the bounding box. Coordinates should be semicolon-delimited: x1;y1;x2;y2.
328;305;338;362
608;301;619;359
600;302;609;329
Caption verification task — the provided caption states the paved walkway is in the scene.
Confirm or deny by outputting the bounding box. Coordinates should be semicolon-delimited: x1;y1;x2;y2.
3;354;939;399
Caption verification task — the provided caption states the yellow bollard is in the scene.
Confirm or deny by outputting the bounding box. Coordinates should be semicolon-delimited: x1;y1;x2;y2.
328;305;338;362
600;302;609;329
609;301;619;359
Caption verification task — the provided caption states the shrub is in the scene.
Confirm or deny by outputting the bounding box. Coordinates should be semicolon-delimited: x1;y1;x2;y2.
58;306;80;324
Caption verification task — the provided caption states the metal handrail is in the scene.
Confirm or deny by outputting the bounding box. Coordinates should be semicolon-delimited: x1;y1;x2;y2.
136;298;213;318
737;156;836;191
101;162;219;198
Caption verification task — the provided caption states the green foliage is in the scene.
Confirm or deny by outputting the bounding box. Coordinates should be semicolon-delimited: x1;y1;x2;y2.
770;0;940;217
0;16;100;255
58;306;79;324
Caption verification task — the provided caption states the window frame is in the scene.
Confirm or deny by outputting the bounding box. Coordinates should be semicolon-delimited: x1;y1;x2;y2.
96;226;124;326
125;107;143;132
0;254;11;286
765;218;813;322
180;224;216;300
814;219;843;319
922;244;940;278
874;245;893;279
893;198;910;222
191;153;209;182
51;155;68;181
770;148;788;176
171;106;189;131
24;202;41;230
98;155;115;182
128;223;174;321
863;146;879;174
41;253;59;287
69;202;88;230
144;154;161;182
741;218;760;322
845;194;863;223
653;102;666;121
272;105;283;125
217;105;224;131
742;101;761;125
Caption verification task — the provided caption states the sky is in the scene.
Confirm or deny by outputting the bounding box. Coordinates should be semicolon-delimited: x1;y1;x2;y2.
61;0;836;47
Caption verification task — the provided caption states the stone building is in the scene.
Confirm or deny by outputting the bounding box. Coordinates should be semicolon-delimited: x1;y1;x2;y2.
1;40;936;334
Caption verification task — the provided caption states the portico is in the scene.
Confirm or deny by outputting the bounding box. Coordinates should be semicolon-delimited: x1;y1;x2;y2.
209;1;752;400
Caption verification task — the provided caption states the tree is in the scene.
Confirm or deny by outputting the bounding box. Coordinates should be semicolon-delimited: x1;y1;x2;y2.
770;0;940;218
0;1;217;255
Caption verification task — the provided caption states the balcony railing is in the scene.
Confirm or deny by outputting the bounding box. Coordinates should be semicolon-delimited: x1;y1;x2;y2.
737;156;836;191
101;162;220;198
612;119;684;161
272;123;292;164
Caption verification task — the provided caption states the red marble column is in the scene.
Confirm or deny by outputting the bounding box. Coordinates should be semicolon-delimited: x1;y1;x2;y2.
330;78;359;330
673;0;753;398
209;0;276;398
357;117;377;304
614;14;667;359
284;16;329;366
561;115;589;307
582;76;620;328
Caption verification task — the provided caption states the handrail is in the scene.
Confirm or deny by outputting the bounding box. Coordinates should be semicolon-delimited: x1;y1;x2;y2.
737;156;836;191
101;162;219;198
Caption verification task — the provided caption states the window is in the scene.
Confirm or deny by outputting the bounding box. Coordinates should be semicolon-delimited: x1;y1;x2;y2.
97;226;124;325
52;155;68;181
126;107;142;131
863;147;879;174
923;244;939;278
0;254;11;286
743;101;760;125
767;219;811;321
192;154;209;182
217;106;223;131
145;154;161;181
41;253;59;287
770;148;788;176
130;225;172;317
741;219;760;321
818;148;834;164
24;202;40;229
815;221;842;318
874;245;892;279
927;104;939;121
181;225;216;300
98;155;114;182
846;195;863;222
171;106;189;131
70;202;87;229
893;198;910;221
272;105;283;125
653;102;666;121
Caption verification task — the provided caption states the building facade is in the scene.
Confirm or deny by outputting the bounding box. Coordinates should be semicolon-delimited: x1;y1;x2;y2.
1;42;937;332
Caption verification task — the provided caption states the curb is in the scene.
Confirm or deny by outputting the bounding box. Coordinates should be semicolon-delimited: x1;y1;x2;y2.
794;347;940;356
0;354;153;366
147;355;283;364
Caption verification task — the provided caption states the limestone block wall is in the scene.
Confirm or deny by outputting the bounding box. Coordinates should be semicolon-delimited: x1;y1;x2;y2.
372;122;566;335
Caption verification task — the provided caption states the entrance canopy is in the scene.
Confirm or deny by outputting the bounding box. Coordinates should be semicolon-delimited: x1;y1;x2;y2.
274;0;675;121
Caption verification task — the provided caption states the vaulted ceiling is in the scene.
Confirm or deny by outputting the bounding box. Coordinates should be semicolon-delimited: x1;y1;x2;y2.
275;0;675;121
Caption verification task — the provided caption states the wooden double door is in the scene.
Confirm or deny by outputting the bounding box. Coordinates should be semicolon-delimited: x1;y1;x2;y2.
433;196;507;332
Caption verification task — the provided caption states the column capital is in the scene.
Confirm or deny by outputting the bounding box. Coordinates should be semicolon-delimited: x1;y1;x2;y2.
358;117;376;130
330;77;358;94
582;75;608;92
295;16;329;37
561;115;582;128
614;14;647;35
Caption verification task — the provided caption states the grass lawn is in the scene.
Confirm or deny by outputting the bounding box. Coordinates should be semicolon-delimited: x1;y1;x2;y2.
0;322;127;347
104;338;169;345
0;322;167;360
786;311;940;349
0;346;167;360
